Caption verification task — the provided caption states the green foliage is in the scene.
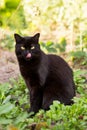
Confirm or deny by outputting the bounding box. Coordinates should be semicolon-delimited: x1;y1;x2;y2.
74;69;87;95
0;69;87;130
40;41;57;53
5;0;20;9
0;0;26;29
0;77;29;130
0;34;14;50
57;37;67;52
0;0;19;26
0;0;87;52
75;30;87;49
45;99;87;130
40;38;67;54
70;50;87;66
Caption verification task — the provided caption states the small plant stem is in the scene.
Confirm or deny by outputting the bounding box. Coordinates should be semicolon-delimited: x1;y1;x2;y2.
79;23;83;51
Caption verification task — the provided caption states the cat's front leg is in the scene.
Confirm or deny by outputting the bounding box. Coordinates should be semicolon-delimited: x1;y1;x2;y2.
29;87;43;114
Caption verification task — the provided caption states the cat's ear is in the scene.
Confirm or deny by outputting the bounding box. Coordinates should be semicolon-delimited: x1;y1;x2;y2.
33;33;40;43
14;34;23;43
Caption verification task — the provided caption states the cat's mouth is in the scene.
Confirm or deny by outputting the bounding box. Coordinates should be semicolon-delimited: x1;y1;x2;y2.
26;53;32;60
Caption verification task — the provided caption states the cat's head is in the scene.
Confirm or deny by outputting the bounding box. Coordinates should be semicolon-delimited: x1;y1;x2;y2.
14;33;41;61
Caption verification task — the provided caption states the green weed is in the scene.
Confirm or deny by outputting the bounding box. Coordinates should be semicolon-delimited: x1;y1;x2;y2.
0;69;87;130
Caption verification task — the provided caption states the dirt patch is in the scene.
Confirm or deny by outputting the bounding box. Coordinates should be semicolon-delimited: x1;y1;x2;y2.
0;48;20;84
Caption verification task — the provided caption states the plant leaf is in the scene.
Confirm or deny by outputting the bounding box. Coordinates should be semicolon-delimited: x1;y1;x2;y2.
0;102;14;115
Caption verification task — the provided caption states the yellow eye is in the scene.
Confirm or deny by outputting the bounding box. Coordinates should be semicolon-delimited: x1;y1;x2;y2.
21;46;25;50
31;46;35;50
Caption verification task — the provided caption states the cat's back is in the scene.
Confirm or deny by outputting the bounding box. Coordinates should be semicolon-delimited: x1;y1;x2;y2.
47;54;73;78
48;54;71;68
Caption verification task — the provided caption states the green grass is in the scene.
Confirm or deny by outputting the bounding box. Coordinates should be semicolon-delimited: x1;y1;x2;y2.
0;69;87;130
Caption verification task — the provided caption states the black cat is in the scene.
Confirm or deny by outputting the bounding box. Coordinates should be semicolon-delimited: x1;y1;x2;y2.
14;33;75;114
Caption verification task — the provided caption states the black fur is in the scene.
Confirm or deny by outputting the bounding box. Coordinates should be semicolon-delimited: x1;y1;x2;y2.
14;33;75;113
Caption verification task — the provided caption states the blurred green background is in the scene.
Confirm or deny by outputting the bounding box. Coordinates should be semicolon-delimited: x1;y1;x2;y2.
0;0;87;52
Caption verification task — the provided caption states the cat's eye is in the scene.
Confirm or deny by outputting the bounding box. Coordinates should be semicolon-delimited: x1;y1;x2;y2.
21;46;25;50
31;46;35;50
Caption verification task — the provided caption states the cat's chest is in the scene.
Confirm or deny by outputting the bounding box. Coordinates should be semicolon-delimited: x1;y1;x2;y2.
20;66;40;85
20;64;48;87
20;67;38;79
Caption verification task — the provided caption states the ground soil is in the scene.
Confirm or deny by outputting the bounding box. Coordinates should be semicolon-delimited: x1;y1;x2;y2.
0;48;20;84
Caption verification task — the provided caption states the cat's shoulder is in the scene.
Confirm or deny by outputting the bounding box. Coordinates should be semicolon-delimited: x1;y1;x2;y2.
47;54;63;61
47;53;70;68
